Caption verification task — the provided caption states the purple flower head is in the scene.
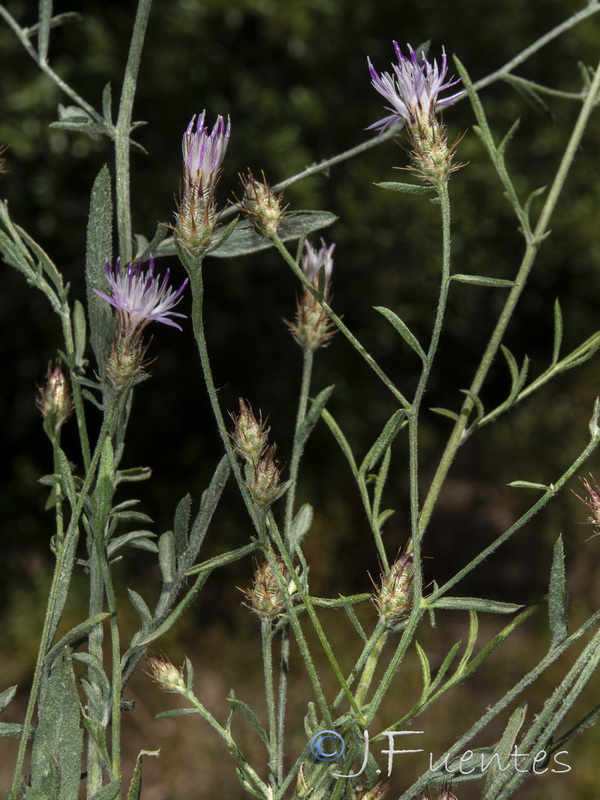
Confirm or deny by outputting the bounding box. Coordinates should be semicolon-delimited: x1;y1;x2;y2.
183;111;231;192
368;42;462;135
95;257;189;333
301;239;335;284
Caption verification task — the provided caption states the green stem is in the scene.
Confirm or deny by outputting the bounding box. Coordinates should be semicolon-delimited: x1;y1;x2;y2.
100;556;122;784
259;520;333;726
114;0;153;263
419;56;600;539
261;620;278;786
9;400;121;800
353;628;388;708
0;5;104;122
185;261;261;527
272;235;410;409
398;609;600;800
284;348;314;546
86;537;105;798
182;688;270;798
276;627;289;784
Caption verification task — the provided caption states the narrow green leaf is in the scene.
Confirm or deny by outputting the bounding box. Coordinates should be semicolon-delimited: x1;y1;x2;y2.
73;299;87;367
482;703;527;794
549;535;569;646
102;82;113;125
297;385;335;449
158;531;176;584
184;541;261;576
184;657;195;691
0;685;17;713
374;181;434;195
15;225;64;295
30;651;83;800
128;589;153;629
0;722;26;737
460;389;485;425
95;437;115;534
155;708;197;719
507;481;550;491
115;466;152;484
187;456;230;559
361;409;406;473
228;695;269;746
430;406;460;422
44;613;109;667
289;503;313;552
157;211;337;259
523;185;547;222
552;298;563;366
497;118;521;156
320;408;358;477
451;274;515;288
374;306;427;361
415;642;431;699
90;779;121;800
107;530;156;557
55;447;77;507
127;750;159;800
174;494;192;563
86;165;114;372
428;641;462;696
431;597;523;614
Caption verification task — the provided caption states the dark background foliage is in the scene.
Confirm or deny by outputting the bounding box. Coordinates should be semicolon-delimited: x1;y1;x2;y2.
1;1;600;797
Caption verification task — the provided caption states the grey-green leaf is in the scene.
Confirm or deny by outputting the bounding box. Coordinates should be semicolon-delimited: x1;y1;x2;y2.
362;409;406;473
90;779;122;800
86;165;114;373
29;651;83;800
451;274;515;288
374;181;434;195
73;299;87;368
374;306;427;361
228;695;269;746
0;685;17;714
431;597;523;614
127;750;159;800
549;534;569;646
296;385;335;449
289;503;313;551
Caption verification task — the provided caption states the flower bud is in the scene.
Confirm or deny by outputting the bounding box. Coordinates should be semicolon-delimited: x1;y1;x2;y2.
285;239;336;351
146;654;186;694
573;474;600;539
36;361;74;432
229;398;270;467
373;553;414;628
241;558;289;620
250;445;285;509
238;170;287;238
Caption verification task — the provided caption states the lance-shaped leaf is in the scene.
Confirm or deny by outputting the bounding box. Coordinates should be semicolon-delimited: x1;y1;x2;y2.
156;211;337;259
374;306;426;362
86;165;114;373
549;534;569;646
374;181;434;195
29;651;83;800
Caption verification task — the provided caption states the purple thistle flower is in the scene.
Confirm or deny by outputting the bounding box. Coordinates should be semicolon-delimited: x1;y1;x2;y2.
95;257;189;333
182;111;231;192
368;42;462;135
301;239;335;284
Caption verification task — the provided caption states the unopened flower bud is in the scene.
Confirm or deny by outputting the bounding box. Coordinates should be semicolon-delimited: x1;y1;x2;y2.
175;112;231;255
146;654;186;693
36;361;74;432
373;553;414;628
241;558;289;620
285;239;336;351
229;398;270;467
573;474;600;539
239;170;287;238
250;445;285;509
